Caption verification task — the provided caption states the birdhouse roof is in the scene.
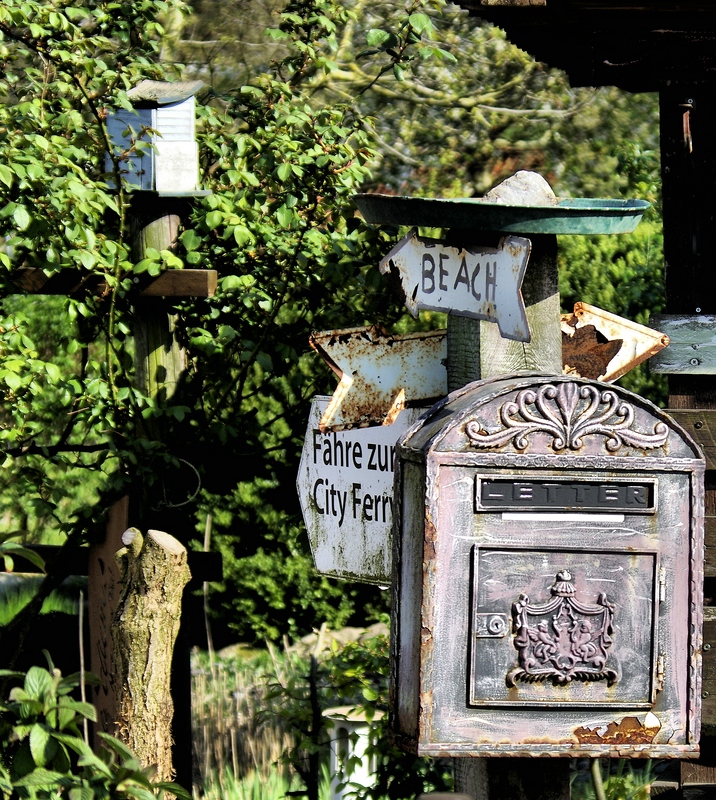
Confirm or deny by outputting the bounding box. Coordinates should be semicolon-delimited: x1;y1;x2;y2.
127;80;204;107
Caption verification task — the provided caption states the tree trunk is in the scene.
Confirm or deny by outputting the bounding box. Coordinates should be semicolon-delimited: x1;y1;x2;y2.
111;528;191;781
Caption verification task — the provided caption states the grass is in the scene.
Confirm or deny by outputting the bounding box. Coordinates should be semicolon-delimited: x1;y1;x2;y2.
195;765;335;800
571;759;654;800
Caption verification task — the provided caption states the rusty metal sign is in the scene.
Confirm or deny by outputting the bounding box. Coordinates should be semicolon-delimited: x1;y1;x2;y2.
379;228;531;342
309;325;447;432
297;397;423;584
561;302;670;382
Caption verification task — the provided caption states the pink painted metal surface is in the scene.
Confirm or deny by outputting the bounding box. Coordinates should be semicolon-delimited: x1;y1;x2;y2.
391;374;704;758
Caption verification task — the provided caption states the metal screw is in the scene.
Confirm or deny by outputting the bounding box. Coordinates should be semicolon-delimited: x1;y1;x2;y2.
690;358;700;366
704;691;710;698
695;421;704;429
133;277;140;284
705;643;712;651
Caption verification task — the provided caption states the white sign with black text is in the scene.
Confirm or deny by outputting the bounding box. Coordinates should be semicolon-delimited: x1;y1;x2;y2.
297;396;423;585
380;227;532;342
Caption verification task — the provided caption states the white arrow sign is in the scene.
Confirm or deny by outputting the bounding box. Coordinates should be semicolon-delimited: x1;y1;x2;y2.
310;325;447;432
297;397;423;584
379;228;532;342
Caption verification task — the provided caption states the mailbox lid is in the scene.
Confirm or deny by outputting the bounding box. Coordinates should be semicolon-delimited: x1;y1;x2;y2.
399;373;702;464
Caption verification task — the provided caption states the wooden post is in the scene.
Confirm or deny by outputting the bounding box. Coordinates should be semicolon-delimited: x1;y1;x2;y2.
130;195;188;412
660;85;716;795
88;193;195;786
448;232;568;800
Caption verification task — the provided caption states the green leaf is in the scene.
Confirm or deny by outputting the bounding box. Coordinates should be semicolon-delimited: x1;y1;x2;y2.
69;787;95;800
12;767;66;788
0;164;12;188
205;210;223;229
0;543;45;572
233;225;255;247
180;229;202;251
276;205;295;228
30;724;57;768
408;13;432;34
366;29;392;47
24;667;54;702
13;205;31;230
156;782;192;800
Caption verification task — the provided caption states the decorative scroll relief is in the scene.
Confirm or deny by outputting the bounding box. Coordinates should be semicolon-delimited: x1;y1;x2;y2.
507;570;617;688
465;382;669;452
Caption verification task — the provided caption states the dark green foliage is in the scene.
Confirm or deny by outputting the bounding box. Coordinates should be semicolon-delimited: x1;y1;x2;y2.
0;0;667;648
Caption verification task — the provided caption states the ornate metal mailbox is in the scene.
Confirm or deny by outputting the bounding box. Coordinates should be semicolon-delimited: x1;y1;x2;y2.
391;373;704;758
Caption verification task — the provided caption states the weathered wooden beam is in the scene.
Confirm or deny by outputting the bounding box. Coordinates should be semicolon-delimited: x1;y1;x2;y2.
696;609;716;732
12;268;217;298
665;410;716;470
651;316;716;375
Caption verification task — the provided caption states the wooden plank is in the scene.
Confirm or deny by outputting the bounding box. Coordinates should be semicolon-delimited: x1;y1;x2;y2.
140;269;217;297
666;409;716;469
88;496;129;747
12;268;217;298
688;609;716;790
650;316;716;374
699;610;716;725
705;518;716;577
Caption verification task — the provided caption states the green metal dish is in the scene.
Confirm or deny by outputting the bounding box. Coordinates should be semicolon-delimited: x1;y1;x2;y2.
353;194;650;235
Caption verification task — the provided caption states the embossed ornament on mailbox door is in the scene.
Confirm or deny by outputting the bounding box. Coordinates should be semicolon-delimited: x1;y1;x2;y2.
507;570;617;688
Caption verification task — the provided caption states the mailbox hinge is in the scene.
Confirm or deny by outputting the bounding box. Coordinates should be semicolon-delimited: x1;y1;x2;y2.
656;652;665;693
658;567;667;603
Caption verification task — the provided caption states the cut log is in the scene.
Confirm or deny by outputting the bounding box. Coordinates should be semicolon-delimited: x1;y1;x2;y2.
111;528;191;781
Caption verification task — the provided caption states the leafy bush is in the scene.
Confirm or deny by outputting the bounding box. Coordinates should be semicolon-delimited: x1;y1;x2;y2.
0;654;189;799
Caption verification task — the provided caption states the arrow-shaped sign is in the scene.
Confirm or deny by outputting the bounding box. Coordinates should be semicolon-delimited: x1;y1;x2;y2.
379;228;532;342
561;302;670;382
309;325;447;431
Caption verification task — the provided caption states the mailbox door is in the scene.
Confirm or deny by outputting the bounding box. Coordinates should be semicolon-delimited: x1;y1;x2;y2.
470;545;659;708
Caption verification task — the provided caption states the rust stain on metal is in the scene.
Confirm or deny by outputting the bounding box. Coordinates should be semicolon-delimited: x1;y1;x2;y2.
309;324;447;432
424;516;437;561
561;302;670;382
574;715;660;745
562;322;623;380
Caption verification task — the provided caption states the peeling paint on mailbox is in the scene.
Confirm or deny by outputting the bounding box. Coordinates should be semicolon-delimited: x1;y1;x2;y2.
298;397;423;584
391;374;704;758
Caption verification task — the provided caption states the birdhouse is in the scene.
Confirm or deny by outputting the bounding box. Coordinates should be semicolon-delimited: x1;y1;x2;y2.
392;373;704;758
105;80;204;194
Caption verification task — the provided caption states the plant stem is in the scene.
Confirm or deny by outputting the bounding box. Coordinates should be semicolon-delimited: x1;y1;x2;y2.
591;758;608;800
